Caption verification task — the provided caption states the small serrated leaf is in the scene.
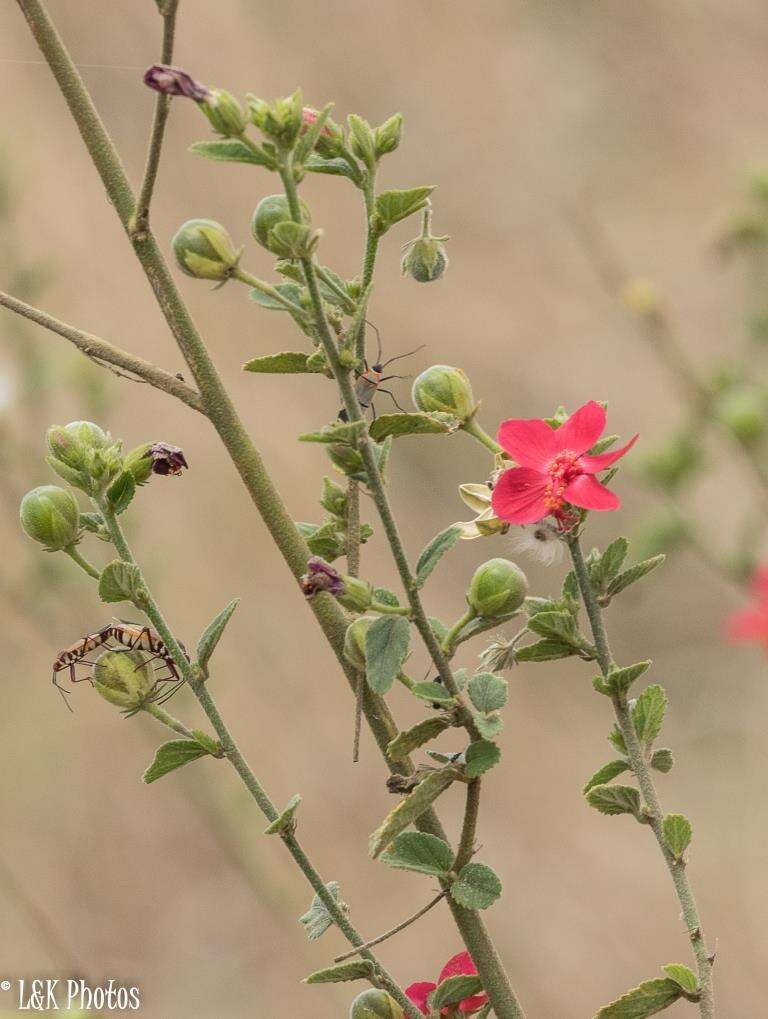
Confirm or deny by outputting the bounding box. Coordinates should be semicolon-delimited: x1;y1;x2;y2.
661;813;692;859
142;739;209;784
369;768;459;858
386;717;451;761
98;560;147;608
264;794;301;836
369;411;459;441
593;977;682;1017
468;672;508;714
474;712;503;740
196;598;239;669
304;960;375;985
661;964;698;994
106;470;135;515
299;882;342;941
410;682;455;703
583;759;630;794
603;660;652;695
651;748;674;773
379;832;454;876
365;616;411;695
450;862;502;910
415;525;463;588
607;555;665;598
373;186;436;233
527;610;580;645
298;420;367;444
633;684;667;745
465;739;501;778
243;351;315;373
586;784;642;818
515;638;576;662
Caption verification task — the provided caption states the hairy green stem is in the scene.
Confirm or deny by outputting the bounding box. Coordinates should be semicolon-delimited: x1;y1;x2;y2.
64;545;100;580
463;417;501;455
280;158;525;1019
568;536;715;1017
333;890;447;965
142;701;196;739
354;177;379;360
96;498;421;1018
455;779;481;871
442;609;476;657
232;266;311;320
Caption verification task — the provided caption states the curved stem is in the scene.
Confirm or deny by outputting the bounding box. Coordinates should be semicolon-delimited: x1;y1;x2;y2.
143;701;196;739
455;779;481;871
231;266;311;321
63;545;100;580
463;417;502;455
96;498;421;1019
333;890;447;964
345;479;361;577
442;609;476;657
568;536;715;1017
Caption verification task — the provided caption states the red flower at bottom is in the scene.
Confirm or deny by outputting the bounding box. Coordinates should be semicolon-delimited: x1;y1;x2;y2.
726;567;768;650
491;400;637;526
406;952;487;1016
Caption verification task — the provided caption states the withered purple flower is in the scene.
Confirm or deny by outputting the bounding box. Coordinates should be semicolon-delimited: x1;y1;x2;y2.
300;557;344;599
148;442;188;477
143;64;210;102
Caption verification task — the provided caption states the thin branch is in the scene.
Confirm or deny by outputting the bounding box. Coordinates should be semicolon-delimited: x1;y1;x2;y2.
129;0;179;238
0;290;205;414
334;890;448;964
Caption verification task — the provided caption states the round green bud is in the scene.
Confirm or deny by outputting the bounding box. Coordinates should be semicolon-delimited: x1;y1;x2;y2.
401;237;449;283
337;575;373;614
202;89;248;137
124;443;154;485
47;421;108;465
717;387;766;447
92;650;154;710
20;485;80;551
349;989;404;1019
172;218;240;280
250;194;311;250
343;616;374;670
467;558;528;618
411;364;476;423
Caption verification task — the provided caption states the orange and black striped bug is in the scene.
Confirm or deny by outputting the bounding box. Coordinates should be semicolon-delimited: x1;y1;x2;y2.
338;324;425;422
51;621;188;711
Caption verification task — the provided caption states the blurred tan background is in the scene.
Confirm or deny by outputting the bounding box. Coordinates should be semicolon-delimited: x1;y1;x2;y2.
1;1;767;1016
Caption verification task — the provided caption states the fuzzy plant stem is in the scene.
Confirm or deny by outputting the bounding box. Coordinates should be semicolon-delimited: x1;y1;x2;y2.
63;545;101;580
95;497;422;1019
568;535;715;1018
142;701;196;739
279;160;526;1019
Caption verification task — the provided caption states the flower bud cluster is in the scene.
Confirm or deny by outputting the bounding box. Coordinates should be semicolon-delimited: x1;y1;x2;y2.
300;557;373;613
297;477;372;563
46;421;123;495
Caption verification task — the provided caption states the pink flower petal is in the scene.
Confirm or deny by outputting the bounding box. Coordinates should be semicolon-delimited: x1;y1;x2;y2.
564;473;620;512
725;609;768;643
491;467;550;524
438;952;477;984
579;433;639;474
459;992;490;1014
497;418;560;470
406;982;436;1015
750;567;768;601
555;401;607;456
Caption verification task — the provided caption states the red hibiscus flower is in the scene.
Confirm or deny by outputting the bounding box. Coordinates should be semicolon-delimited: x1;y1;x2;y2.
726;567;768;650
406;951;487;1016
491;400;637;526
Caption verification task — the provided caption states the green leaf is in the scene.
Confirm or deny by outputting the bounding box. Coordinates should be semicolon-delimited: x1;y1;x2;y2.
651;748;674;773
583;760;630;795
601;660;652;696
379;832;454;876
243;351;318;373
365;616;411;695
410;682;455;704
607;555;665;598
299;420;366;444
465;739;501;778
429;617;449;643
527;610;580;645
429;975;485;1011
189;139;274;167
369;768;459;858
661;964;698;994
593;978;682;1017
474;712;503;740
633;684;667;745
662;813;692;860
386;717;451;761
106;470;135;515
451;611;521;647
190;729;220;754
600;537;630;583
305;153;358;179
248;281;305;315
304;960;375;985
369;411;459;441
468;672;508;713
608;725;628;756
98;560;147;608
450;862;502;910
373;186;436;233
264;793;301;836
562;570;579;600
299;881;341;941
586;784;642;818
515;638;576;662
196;598;239;669
415;525;463;588
142;739;209;784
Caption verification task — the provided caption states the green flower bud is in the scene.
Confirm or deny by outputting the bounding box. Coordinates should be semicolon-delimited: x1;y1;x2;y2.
172;218;241;280
717;387;767;447
467;558;528;618
47;421;105;469
46;421;119;493
320;476;348;517
343;616;374;670
201;89;247;137
251;194;311;250
124;443;154;485
373;113;403;158
349;989;404;1019
20;485;80;551
92;650;154;710
338;575;373;613
411;365;476;423
401;236;449;282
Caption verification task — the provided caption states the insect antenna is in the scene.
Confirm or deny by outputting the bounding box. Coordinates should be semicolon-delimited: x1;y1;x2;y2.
378;343;426;371
364;319;383;367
